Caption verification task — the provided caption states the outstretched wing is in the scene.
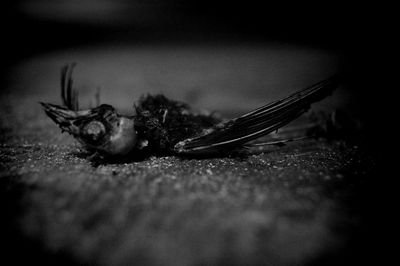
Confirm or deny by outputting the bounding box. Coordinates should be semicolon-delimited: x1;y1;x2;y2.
174;76;340;155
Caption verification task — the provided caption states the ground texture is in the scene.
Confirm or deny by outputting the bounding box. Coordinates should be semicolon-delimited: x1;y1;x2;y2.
1;45;378;266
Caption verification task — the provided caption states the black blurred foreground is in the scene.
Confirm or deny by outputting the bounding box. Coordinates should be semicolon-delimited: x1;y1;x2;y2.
1;1;386;266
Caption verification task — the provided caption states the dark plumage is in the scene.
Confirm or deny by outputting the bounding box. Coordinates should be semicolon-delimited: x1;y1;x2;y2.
133;94;220;154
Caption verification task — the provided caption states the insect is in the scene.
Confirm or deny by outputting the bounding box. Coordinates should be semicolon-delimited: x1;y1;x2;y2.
40;64;339;158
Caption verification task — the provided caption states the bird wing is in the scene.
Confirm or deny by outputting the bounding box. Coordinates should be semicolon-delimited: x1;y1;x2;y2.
173;76;340;155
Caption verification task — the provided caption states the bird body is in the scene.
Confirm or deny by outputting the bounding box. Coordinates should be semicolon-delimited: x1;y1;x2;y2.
40;64;339;158
133;94;220;154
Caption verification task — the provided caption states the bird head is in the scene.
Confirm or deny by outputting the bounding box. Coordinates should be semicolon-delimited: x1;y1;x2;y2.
40;64;137;156
40;103;137;155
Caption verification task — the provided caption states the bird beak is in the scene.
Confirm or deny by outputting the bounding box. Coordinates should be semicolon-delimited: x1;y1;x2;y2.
39;102;90;135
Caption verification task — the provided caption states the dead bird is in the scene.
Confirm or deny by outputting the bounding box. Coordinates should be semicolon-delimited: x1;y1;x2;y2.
40;64;340;158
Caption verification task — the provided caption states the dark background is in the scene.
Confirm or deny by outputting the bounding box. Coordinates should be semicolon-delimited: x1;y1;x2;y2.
1;1;380;62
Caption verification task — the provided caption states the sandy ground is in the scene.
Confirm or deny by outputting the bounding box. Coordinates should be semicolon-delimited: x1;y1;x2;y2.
1;44;377;266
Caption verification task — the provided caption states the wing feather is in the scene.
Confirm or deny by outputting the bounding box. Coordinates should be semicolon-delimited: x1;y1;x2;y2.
174;76;339;155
